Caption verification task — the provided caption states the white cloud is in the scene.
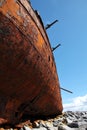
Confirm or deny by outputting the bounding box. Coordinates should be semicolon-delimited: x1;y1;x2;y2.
63;94;87;111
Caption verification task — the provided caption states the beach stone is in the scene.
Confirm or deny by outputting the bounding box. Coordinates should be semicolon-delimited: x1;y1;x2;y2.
39;120;46;127
45;122;53;130
23;125;31;130
20;128;24;130
67;122;79;128
33;128;47;130
58;124;74;130
62;118;67;124
53;121;58;127
65;118;72;124
32;121;40;128
82;116;87;119
58;125;67;130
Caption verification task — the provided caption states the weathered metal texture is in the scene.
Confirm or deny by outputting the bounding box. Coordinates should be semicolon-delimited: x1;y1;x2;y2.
0;0;63;124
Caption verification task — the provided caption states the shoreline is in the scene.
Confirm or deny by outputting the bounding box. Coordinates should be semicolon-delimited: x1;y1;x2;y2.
0;111;87;130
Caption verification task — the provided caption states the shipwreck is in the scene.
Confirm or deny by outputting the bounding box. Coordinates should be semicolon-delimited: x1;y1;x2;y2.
0;0;63;124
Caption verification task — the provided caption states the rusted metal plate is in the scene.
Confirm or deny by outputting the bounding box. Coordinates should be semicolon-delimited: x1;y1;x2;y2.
0;0;63;124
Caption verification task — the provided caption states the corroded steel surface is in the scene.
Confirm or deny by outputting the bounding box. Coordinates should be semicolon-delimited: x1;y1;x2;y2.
0;0;63;124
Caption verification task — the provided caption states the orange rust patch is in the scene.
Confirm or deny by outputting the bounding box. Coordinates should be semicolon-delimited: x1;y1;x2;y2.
0;0;23;22
0;0;44;50
36;32;44;48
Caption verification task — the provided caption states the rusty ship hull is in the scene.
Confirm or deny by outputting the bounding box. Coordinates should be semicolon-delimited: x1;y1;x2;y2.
0;0;63;124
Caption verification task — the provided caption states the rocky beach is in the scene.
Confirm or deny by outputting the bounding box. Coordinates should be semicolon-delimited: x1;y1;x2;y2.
0;111;87;130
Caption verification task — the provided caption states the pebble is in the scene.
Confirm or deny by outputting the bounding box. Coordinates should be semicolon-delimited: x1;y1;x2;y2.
67;122;79;128
53;121;58;127
58;125;67;130
32;121;40;128
23;126;31;130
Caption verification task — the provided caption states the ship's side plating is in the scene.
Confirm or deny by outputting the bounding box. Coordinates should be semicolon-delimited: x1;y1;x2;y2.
0;0;63;124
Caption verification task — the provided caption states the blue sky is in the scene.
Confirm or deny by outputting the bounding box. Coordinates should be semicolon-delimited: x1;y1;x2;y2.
31;0;87;111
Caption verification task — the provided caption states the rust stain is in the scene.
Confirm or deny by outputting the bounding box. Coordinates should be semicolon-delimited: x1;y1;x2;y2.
0;0;44;50
0;0;63;124
0;0;24;25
